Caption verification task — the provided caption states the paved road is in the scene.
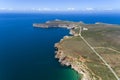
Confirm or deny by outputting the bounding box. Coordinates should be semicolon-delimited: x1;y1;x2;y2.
79;34;119;80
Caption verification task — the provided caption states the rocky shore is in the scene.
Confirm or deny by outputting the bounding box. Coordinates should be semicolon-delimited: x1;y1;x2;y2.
33;20;120;80
54;37;96;80
33;20;81;29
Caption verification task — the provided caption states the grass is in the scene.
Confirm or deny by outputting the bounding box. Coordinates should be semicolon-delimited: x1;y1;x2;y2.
95;48;120;77
59;36;117;80
86;62;117;80
57;23;120;80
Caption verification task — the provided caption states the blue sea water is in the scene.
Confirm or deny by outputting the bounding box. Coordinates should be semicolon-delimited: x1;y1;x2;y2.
0;13;120;80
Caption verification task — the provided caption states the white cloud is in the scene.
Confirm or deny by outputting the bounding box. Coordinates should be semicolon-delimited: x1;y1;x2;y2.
0;8;14;11
31;8;52;11
55;8;59;11
86;8;94;11
0;8;6;10
8;8;14;10
31;8;41;11
38;8;42;11
67;8;75;10
32;8;35;10
43;8;51;11
104;8;113;11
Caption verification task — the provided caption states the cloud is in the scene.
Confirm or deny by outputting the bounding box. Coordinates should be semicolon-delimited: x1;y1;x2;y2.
0;8;14;11
86;8;94;11
104;8;113;11
8;8;14;10
38;8;42;11
67;8;75;10
43;8;51;11
55;8;59;11
32;8;35;10
0;8;6;10
32;8;51;11
31;8;42;11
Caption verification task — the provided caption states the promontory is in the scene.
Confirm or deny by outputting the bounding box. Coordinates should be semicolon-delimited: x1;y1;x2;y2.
33;19;120;80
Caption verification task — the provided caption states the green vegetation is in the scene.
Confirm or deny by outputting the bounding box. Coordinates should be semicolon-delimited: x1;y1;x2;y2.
86;62;117;80
34;20;120;80
59;36;117;80
58;23;120;80
95;48;120;77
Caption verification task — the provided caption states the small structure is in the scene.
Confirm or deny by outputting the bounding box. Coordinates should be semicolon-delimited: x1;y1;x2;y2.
83;27;88;31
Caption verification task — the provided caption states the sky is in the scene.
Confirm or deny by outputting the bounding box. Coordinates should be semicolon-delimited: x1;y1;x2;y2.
0;0;120;12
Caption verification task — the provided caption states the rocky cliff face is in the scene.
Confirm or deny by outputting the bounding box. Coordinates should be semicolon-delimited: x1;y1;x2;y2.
54;42;97;80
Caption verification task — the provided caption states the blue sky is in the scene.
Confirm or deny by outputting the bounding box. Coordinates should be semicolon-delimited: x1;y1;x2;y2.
0;0;120;12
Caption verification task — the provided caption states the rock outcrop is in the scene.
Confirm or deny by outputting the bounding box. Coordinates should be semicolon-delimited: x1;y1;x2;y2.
55;42;97;80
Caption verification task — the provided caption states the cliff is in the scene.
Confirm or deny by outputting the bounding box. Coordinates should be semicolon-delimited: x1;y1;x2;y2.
34;20;120;80
54;38;98;80
33;20;82;29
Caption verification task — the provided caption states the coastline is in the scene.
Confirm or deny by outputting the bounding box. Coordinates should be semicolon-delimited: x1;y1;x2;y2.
33;20;120;80
33;20;101;80
54;36;93;80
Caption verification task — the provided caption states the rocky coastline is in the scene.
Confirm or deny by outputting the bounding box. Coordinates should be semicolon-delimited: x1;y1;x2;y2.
33;20;81;29
54;36;96;80
33;20;120;80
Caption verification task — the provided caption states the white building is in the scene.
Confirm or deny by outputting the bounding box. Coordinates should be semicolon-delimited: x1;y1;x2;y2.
83;27;88;31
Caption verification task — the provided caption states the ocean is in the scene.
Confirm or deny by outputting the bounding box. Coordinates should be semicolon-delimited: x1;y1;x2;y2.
0;13;120;80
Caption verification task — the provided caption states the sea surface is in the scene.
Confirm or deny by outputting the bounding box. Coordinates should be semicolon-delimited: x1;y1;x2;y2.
0;13;120;80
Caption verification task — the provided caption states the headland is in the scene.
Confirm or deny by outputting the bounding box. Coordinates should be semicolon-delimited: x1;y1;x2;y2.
33;19;120;80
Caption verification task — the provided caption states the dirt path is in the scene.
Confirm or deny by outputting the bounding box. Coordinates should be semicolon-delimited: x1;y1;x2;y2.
94;47;120;54
78;26;119;80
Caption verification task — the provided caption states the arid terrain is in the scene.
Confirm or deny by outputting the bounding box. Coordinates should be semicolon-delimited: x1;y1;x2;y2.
34;20;120;80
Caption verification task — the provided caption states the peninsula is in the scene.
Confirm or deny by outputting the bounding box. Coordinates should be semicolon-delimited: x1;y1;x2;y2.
33;20;120;80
